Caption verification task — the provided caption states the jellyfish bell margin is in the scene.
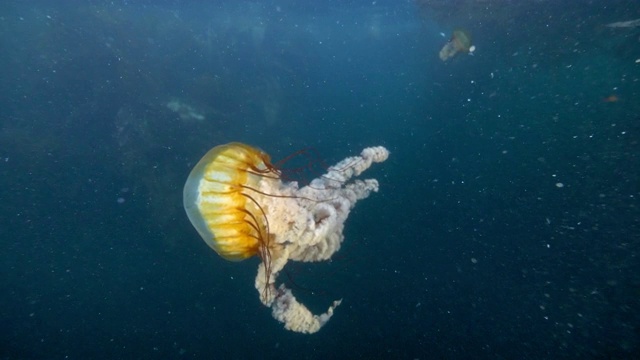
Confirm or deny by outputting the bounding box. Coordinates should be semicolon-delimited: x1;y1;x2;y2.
183;142;390;334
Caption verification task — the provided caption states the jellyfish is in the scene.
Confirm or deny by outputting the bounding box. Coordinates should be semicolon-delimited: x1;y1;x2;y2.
439;29;475;61
183;142;389;333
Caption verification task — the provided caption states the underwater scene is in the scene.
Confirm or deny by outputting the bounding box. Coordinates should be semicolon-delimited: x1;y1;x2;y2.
1;0;639;358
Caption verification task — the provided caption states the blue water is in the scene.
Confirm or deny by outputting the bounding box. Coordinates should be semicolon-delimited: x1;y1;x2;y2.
1;0;639;358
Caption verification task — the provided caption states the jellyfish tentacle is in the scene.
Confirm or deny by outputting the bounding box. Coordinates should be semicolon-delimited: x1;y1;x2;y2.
253;146;389;333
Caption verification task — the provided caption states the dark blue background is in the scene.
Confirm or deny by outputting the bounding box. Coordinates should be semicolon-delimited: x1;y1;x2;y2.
1;0;639;358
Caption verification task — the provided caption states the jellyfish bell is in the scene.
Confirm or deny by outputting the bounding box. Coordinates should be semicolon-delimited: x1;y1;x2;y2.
183;142;278;262
183;142;389;334
439;29;473;61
